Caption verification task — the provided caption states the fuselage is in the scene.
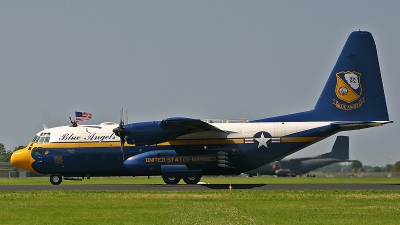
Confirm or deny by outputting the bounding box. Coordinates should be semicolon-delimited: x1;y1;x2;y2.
247;157;351;177
11;120;342;178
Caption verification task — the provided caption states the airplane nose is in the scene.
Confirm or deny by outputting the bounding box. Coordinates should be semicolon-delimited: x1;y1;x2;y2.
10;148;37;173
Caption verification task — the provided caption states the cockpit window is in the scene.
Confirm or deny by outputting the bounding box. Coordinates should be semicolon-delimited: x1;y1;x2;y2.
38;136;45;143
33;147;43;155
32;135;39;142
35;133;51;143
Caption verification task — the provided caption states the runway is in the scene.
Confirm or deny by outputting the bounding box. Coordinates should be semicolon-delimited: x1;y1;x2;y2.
1;183;400;191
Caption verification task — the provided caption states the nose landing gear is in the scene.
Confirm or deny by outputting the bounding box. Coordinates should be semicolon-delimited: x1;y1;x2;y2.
50;174;62;185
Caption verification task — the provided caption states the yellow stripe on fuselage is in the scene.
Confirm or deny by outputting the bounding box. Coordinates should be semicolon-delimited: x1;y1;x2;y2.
35;139;245;148
32;137;321;149
157;139;244;146
32;142;122;148
281;137;322;142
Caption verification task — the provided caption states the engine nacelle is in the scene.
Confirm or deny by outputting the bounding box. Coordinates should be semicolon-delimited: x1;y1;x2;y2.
123;122;182;145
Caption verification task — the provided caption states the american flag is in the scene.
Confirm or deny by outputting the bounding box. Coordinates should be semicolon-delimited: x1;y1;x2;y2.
75;111;92;122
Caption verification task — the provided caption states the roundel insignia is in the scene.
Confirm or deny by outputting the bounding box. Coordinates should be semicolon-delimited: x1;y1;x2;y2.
335;71;362;103
253;131;272;149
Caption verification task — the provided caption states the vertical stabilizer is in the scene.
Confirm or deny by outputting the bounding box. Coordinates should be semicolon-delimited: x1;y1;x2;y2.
313;31;389;121
328;136;349;160
254;31;390;122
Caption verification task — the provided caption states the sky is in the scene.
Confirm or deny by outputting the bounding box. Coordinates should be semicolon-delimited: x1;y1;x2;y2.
1;1;399;166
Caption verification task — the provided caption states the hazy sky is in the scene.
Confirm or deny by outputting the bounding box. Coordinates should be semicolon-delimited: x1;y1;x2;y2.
1;1;399;166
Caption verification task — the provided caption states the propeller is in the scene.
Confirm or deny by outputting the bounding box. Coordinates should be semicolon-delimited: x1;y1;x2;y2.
113;109;126;160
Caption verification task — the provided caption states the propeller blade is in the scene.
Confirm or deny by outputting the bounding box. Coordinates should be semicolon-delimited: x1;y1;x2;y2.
113;108;126;161
120;110;122;125
120;135;125;161
125;109;128;124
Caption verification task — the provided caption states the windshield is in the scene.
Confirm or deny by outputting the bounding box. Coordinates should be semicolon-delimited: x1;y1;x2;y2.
32;135;39;142
34;133;51;143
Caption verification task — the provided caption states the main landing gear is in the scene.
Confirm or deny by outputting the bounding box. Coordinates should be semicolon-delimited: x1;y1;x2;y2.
182;176;201;184
162;176;180;184
49;174;202;185
162;176;202;184
50;174;62;185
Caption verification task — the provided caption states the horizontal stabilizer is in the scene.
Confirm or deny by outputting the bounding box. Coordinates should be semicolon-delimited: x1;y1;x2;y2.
331;121;392;130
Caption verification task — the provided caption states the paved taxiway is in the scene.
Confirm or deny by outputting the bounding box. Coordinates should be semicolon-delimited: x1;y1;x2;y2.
1;184;400;191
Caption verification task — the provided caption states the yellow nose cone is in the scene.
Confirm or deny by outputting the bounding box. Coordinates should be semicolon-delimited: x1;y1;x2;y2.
10;148;37;173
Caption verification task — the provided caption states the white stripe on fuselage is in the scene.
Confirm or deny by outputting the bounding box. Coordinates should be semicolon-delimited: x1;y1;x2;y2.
37;124;120;143
34;122;336;144
178;122;332;139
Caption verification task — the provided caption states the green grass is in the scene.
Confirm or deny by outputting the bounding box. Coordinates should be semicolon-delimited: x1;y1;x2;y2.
0;190;400;224
1;177;400;224
1;175;400;185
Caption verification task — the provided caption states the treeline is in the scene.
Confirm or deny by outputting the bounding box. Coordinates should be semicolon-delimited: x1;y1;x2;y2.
0;143;25;162
314;160;400;174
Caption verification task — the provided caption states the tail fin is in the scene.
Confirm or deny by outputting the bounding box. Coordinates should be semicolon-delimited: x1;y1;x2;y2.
313;31;389;121
324;136;349;160
255;31;390;122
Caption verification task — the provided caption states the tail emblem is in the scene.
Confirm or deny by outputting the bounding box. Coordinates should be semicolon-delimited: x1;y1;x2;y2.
334;71;365;110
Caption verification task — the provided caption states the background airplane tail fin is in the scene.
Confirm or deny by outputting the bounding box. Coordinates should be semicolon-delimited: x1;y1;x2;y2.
328;136;349;160
313;31;389;121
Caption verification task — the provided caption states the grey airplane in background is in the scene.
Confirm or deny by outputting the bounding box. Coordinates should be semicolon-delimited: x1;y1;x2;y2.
246;136;352;177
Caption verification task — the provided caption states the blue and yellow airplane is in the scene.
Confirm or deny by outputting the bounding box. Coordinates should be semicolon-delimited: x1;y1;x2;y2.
11;31;391;185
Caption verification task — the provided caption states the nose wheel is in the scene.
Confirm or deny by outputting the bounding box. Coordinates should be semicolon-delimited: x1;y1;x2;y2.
50;174;62;185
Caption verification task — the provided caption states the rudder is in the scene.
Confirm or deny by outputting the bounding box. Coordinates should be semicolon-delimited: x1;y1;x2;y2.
253;31;390;123
314;31;389;121
329;136;349;160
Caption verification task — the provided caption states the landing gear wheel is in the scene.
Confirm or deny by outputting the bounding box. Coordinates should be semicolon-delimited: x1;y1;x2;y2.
162;176;181;184
183;176;201;184
50;174;62;185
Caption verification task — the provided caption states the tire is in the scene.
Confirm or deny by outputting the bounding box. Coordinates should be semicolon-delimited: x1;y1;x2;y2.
162;176;181;184
50;174;62;185
183;176;201;184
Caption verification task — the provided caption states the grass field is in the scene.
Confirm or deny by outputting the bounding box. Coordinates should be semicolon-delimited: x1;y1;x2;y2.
1;175;400;185
1;189;400;224
1;176;400;224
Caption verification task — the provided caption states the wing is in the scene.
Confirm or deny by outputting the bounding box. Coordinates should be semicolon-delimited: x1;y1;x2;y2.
159;117;228;133
122;117;228;145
